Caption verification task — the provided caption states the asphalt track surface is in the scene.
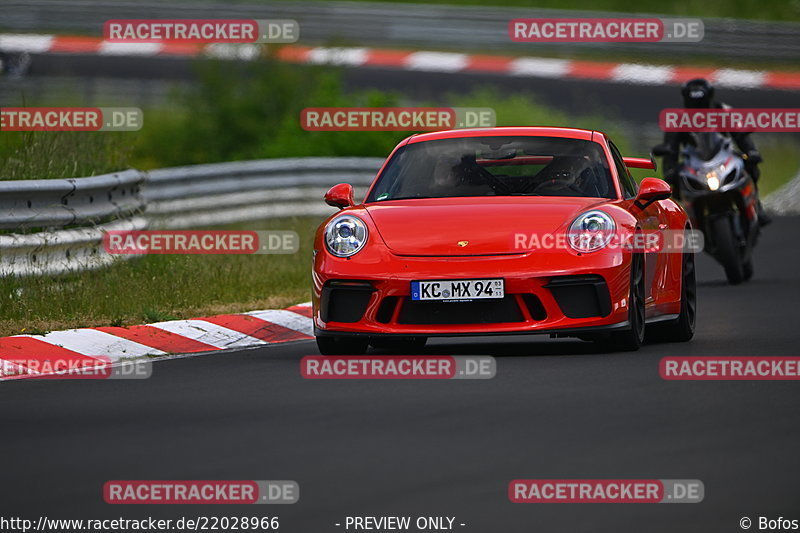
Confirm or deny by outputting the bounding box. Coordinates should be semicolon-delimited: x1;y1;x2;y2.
2;216;799;532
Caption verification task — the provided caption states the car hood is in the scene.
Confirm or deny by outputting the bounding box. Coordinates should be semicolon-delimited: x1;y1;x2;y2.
364;196;609;256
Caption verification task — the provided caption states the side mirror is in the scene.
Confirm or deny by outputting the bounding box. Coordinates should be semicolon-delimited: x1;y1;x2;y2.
324;183;355;209
635;177;672;209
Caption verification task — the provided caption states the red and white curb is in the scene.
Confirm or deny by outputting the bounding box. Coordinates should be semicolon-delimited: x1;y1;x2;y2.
2;33;799;91
0;302;314;379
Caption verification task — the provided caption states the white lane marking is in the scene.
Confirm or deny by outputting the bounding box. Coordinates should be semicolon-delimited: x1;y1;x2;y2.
612;63;675;85
406;51;468;72
0;34;54;53
712;69;766;89
19;330;165;360
246;310;314;337
148;319;267;349
509;57;571;78
99;42;162;56
307;47;368;66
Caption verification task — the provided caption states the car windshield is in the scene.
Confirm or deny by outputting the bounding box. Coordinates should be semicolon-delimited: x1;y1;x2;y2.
367;136;615;202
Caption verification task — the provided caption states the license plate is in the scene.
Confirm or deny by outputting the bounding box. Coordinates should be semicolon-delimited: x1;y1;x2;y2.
411;279;504;301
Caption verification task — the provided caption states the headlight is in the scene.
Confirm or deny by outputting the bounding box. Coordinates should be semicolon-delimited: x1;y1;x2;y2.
324;215;368;257
568;210;616;253
705;170;720;191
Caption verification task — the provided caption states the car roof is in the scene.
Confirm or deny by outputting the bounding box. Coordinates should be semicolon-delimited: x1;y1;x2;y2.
406;126;601;144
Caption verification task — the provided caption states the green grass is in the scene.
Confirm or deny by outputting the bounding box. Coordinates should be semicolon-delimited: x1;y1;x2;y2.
756;137;800;196
0;131;132;180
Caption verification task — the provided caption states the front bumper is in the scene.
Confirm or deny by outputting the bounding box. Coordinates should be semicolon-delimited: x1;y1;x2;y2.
313;249;634;337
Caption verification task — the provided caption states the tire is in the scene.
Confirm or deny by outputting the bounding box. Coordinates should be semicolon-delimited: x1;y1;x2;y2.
711;217;744;284
595;252;645;352
369;336;428;354
649;250;696;342
316;336;369;355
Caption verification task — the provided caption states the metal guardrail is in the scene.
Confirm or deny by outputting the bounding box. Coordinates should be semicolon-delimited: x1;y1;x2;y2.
2;0;799;61
145;157;381;228
0;217;148;277
0;169;144;230
0;157;384;276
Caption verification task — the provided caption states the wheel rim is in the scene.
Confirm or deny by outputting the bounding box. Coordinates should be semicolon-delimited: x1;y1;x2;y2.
632;254;645;341
683;252;697;329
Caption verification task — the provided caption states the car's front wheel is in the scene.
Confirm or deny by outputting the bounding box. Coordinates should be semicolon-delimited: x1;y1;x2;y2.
648;249;696;342
595;252;645;352
316;336;369;355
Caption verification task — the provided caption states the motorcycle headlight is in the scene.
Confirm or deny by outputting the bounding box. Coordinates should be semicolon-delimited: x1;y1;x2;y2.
324;215;368;257
568;210;616;253
705;170;720;191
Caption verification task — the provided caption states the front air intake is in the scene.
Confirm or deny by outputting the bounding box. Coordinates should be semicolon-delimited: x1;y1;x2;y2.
544;275;612;318
320;281;375;323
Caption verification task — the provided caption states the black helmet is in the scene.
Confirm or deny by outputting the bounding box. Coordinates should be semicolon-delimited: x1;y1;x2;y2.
681;78;715;108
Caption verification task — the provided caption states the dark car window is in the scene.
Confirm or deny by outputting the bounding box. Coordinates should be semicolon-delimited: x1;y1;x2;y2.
608;141;638;199
367;136;615;202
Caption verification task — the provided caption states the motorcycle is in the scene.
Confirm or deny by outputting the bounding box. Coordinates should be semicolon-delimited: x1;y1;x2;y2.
653;132;760;284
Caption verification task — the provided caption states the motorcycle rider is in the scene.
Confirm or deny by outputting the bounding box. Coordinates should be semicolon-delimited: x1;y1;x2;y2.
657;78;771;226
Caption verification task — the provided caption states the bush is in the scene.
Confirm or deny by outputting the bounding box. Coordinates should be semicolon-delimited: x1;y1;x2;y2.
131;59;409;168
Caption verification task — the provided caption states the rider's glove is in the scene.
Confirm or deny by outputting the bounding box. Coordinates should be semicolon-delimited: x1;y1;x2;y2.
744;150;762;165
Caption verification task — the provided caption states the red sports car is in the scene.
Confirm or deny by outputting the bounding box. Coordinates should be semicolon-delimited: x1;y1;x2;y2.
312;127;696;354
